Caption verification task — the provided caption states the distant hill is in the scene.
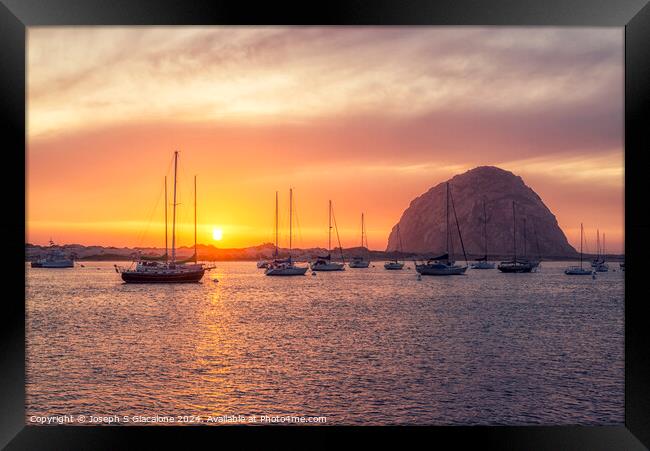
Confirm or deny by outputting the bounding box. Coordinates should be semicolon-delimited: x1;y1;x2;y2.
25;242;416;262
386;166;578;259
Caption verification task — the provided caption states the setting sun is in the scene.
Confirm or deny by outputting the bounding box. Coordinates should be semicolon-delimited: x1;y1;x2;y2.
212;227;223;241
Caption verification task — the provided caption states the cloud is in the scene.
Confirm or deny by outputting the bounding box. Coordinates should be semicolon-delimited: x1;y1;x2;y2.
28;27;622;139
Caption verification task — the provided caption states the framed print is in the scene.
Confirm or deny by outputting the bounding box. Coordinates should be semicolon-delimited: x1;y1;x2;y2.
2;0;649;449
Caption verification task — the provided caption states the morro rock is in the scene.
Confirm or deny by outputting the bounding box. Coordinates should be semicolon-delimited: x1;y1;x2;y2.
386;166;577;258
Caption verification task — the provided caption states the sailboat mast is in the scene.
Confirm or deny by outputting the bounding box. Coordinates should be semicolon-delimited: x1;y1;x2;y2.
194;175;197;264
289;188;293;252
164;176;168;263
397;224;403;254
523;217;527;257
483;198;487;259
449;183;468;263
597;229;600;259
328;200;332;253
171;151;178;263
446;183;450;256
580;223;583;268
361;213;364;248
533;221;541;260
512;201;517;262
275;191;279;258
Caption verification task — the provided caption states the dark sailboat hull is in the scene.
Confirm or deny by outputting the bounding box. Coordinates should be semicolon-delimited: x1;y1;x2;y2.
497;263;533;273
121;269;205;283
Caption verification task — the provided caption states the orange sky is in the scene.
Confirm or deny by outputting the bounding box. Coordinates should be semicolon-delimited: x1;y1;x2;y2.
26;27;624;253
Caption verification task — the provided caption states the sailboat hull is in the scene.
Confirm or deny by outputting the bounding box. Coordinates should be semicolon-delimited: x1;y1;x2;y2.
265;266;308;276
564;267;593;275
416;263;467;275
310;262;345;271
384;262;404;270
348;260;370;268
497;262;534;273
470;261;495;269
121;268;205;283
31;260;74;268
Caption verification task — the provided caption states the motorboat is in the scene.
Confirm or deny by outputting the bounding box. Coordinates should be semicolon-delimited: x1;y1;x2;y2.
30;240;74;268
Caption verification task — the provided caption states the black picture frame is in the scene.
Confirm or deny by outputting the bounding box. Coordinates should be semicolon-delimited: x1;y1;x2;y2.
2;0;649;448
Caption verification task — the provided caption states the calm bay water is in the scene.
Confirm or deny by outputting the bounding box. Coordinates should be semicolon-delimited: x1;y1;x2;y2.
26;261;624;425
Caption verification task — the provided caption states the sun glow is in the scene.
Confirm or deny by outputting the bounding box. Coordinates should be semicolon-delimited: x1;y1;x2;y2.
212;227;223;241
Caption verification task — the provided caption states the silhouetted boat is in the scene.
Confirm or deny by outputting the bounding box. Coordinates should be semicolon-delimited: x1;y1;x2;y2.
416;182;468;276
31;240;74;268
311;200;345;271
265;189;308;276
117;151;205;283
349;213;370;268
590;229;609;272
565;223;592;275
498;201;535;273
470;198;495;269
384;224;405;270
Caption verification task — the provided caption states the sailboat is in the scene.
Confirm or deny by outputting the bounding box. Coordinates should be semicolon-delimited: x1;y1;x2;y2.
565;223;593;275
31;239;75;268
265;189;309;276
415;182;468;276
593;231;609;272
470;198;495;269
529;220;542;269
384;223;405;270
521;217;539;272
310;200;345;271
117;151;205;283
349;213;370;268
497;201;535;273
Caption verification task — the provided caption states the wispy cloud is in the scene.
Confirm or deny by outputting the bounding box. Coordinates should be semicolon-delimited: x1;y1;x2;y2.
28;27;622;139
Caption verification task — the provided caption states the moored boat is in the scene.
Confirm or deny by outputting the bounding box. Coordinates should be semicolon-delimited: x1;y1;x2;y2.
470;198;495;269
384;223;405;270
31;240;75;268
497;259;535;273
590;229;608;272
265;189;308;276
310;200;345;272
416;254;468;275
348;213;370;268
498;201;535;273
565;223;593;275
116;151;206;283
384;261;405;270
415;182;468;276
